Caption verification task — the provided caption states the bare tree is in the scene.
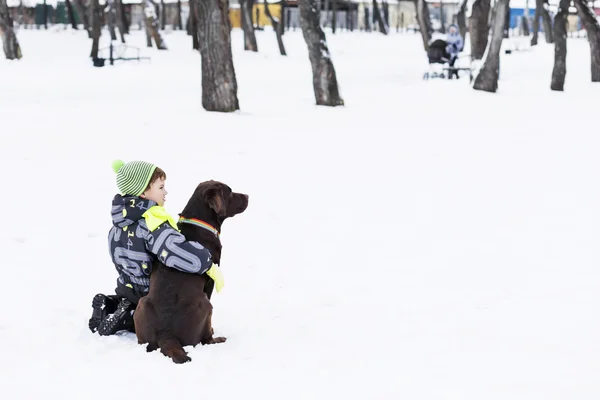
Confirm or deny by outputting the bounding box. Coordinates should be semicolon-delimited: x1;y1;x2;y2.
160;0;165;30
115;0;127;43
43;0;47;29
473;0;510;93
521;0;530;36
73;0;92;38
65;0;78;29
90;0;102;59
469;0;491;60
332;0;337;33
107;0;118;41
415;0;432;50
188;0;199;50
383;1;389;28
0;0;22;60
240;0;258;51
456;0;468;41
193;0;240;112
574;0;600;82
121;0;130;33
373;0;389;34
437;2;445;32
531;0;553;45
298;0;344;106
364;6;372;31
263;0;286;55
551;0;569;91
144;0;167;50
176;0;183;30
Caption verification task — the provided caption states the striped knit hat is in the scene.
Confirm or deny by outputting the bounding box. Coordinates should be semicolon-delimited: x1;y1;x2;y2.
112;160;157;197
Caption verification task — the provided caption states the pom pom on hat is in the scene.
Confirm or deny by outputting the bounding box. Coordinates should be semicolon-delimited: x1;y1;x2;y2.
112;159;125;174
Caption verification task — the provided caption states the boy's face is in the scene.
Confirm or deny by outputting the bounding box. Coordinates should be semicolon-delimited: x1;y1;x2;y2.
141;178;167;207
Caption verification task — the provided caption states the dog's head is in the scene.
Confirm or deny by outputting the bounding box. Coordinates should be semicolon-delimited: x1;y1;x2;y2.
195;180;249;220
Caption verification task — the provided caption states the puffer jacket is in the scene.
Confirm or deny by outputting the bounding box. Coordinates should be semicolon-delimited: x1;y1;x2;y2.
445;25;464;57
108;194;213;303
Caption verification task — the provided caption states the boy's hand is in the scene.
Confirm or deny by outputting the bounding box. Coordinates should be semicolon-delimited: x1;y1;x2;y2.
206;264;224;293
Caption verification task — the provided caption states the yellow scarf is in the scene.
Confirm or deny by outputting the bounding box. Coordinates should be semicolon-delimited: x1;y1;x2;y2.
142;206;180;232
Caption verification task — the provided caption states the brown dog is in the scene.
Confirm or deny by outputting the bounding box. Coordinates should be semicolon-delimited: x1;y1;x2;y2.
134;180;249;363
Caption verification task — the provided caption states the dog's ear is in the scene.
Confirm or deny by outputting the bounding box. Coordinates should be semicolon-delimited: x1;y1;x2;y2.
204;187;227;216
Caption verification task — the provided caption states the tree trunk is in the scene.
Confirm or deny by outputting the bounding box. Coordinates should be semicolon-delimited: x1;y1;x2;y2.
373;0;389;35
73;0;91;37
298;0;344;106
123;2;130;33
107;0;118;41
187;0;193;34
264;0;286;55
65;0;77;29
144;0;167;49
176;0;183;30
532;0;553;44
440;2;446;32
503;1;510;38
193;0;240;112
188;0;199;50
521;0;530;36
473;0;510;93
17;1;23;27
90;0;101;58
43;0;47;29
574;0;600;82
0;0;23;60
415;0;432;50
332;0;337;34
550;0;569;91
531;0;540;45
456;0;468;42
282;0;287;35
469;0;491;60
116;0;127;43
383;1;389;27
541;0;553;43
240;0;258;51
160;0;165;30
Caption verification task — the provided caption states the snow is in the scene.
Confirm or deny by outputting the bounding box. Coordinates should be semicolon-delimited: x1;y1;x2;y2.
1;28;600;399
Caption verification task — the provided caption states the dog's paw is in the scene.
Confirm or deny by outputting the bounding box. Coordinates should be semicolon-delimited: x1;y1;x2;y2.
202;336;227;345
212;336;226;344
172;353;192;364
146;343;158;353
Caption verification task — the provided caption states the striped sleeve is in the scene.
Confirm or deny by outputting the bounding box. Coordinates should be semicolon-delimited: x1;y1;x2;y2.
143;221;213;274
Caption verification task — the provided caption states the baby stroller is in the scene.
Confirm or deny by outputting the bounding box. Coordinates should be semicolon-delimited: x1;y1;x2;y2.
423;39;472;81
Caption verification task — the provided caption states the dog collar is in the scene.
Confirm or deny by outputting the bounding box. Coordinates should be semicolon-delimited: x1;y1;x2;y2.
178;217;220;237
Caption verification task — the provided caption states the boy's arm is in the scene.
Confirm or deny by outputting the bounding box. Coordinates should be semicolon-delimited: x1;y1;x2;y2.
143;221;213;275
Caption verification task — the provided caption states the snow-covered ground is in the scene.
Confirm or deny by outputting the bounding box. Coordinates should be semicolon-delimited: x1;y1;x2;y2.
1;28;599;399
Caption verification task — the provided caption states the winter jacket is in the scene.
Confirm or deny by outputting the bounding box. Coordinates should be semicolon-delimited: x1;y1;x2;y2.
445;26;464;58
108;194;213;303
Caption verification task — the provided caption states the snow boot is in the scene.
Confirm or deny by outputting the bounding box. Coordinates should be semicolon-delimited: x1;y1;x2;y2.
88;293;119;333
97;298;135;336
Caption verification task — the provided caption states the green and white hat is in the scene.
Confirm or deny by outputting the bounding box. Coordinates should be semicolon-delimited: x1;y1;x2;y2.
112;160;157;197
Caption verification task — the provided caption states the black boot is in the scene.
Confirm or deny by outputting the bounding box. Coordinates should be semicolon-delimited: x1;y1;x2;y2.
97;298;135;336
88;294;118;333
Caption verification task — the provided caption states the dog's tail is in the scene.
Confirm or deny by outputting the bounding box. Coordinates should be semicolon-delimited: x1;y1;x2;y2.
158;336;191;364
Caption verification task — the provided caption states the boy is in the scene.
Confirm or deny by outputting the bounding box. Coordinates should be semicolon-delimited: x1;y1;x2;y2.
445;24;464;79
88;160;223;336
